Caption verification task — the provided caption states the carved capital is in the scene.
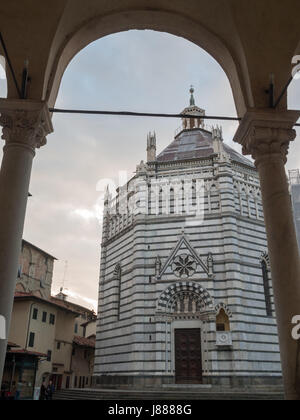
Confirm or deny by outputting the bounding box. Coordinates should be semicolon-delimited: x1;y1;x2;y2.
245;126;296;164
0;99;53;151
233;109;300;166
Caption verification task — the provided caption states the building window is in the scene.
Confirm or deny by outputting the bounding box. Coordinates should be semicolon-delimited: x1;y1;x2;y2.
158;188;163;215
192;183;196;207
216;323;225;332
74;323;78;334
170;188;175;214
57;342;61;350
216;309;230;332
42;312;47;323
47;350;52;362
115;264;122;320
32;308;38;320
49;314;55;325
262;259;272;317
28;332;35;348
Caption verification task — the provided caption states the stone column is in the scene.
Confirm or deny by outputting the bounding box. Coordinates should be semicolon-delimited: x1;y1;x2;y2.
0;99;53;384
234;109;300;400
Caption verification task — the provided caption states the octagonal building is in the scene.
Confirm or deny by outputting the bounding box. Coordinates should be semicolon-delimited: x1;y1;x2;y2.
94;90;282;388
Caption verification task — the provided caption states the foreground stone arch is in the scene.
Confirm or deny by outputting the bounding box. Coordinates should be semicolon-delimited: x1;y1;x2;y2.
45;9;251;116
1;1;298;112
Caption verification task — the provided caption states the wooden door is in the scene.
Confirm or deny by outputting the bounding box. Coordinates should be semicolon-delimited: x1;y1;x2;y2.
56;375;63;390
175;328;202;384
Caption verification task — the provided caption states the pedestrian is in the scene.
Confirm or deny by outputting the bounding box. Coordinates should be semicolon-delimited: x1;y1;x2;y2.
39;381;47;400
1;382;8;400
14;388;20;400
46;380;54;400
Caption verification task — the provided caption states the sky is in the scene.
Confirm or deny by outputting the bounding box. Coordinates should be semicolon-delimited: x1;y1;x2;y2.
0;30;299;311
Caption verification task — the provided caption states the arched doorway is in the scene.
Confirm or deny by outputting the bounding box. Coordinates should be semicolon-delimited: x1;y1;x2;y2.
157;282;215;384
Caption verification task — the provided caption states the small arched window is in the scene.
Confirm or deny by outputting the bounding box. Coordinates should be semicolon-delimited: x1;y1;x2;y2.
192;182;196;207
216;309;230;332
170;188;175;214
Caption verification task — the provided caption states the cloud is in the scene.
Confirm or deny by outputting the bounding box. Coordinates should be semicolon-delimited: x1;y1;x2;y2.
70;207;99;222
52;287;98;311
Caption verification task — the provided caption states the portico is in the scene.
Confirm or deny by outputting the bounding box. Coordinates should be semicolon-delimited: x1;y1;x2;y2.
234;108;300;399
0;0;299;399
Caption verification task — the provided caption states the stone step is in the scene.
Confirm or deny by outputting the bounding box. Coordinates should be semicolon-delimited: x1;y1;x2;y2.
53;388;284;400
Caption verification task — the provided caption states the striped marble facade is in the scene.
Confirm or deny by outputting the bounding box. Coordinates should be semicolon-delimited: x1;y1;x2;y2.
94;118;282;387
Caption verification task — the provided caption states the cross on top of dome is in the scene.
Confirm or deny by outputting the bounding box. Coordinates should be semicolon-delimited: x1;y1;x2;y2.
189;85;195;106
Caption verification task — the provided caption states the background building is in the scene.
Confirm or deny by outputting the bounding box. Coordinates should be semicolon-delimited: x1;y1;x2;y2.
71;334;96;389
16;240;56;299
95;91;281;387
1;241;96;399
289;170;300;252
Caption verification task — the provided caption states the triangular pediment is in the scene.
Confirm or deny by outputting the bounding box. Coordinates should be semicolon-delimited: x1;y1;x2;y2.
158;233;209;279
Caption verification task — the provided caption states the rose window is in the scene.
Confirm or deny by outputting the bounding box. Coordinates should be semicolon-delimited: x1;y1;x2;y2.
172;254;196;278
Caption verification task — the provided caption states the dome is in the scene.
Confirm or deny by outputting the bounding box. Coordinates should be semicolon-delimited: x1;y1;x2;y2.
156;127;253;167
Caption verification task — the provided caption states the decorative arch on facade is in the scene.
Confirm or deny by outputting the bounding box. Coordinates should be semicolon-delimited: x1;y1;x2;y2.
113;263;122;279
215;302;232;318
157;282;214;315
260;251;270;270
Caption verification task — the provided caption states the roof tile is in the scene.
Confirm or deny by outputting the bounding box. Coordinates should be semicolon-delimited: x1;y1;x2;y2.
156;128;253;166
73;335;95;348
